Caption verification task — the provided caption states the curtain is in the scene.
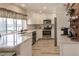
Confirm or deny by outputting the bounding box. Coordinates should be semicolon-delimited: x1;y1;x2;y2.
0;8;27;20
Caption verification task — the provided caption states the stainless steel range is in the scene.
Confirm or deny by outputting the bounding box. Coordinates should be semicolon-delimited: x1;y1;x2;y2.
43;19;52;38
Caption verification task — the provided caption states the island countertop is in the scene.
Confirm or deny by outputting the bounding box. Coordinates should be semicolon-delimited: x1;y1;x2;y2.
0;29;42;48
0;32;32;48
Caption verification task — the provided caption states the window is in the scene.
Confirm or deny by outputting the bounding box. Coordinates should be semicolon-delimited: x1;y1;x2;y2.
0;17;27;47
13;19;17;32
7;34;14;46
17;19;22;31
22;20;27;29
0;17;6;34
7;18;14;33
0;35;7;46
0;9;27;47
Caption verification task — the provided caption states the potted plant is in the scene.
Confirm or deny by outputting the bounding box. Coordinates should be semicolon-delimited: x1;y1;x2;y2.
67;8;75;16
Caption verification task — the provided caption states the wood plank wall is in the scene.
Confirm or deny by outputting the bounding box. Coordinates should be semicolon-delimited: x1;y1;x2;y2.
70;3;79;41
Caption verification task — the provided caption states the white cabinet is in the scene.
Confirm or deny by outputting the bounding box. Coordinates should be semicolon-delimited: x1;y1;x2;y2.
27;18;54;24
60;43;79;56
51;28;54;38
51;25;54;38
27;13;55;24
36;29;42;41
27;13;44;24
27;19;32;25
27;18;42;24
20;39;32;56
31;16;43;24
15;32;32;56
15;38;32;56
51;19;54;24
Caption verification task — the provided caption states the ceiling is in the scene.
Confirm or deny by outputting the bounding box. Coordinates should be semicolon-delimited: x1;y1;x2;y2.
15;3;64;14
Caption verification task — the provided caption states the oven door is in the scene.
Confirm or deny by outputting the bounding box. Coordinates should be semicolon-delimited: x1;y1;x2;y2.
43;30;51;35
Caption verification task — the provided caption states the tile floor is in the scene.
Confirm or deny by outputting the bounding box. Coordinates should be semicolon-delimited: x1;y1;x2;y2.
32;38;60;56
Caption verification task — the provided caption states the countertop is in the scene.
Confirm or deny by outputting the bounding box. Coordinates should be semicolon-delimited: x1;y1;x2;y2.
59;35;79;44
0;32;32;48
0;29;42;48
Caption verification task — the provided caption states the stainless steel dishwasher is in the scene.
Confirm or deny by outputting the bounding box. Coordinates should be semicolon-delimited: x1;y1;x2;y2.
32;31;36;45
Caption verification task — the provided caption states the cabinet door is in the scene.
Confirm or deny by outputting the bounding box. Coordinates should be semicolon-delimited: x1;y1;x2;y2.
20;39;32;56
31;19;37;24
37;15;43;24
27;19;32;25
60;43;79;56
51;29;54;38
27;19;37;24
36;30;42;41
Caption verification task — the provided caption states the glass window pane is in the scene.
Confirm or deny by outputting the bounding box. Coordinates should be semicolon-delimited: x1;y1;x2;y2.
7;18;14;33
14;19;17;32
7;34;14;46
0;17;6;34
17;19;22;31
22;20;27;29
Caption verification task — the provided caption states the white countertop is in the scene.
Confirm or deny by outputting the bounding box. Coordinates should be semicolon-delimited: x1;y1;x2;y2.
0;29;42;48
0;32;32;48
59;36;79;44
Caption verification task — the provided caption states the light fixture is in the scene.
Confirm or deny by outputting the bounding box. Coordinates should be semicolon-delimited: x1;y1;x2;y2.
43;7;47;10
40;11;42;13
71;15;79;20
21;4;25;7
71;16;75;19
75;15;78;19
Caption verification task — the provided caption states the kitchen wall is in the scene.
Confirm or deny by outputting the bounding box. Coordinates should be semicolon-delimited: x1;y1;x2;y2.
26;4;70;41
26;12;55;39
27;24;43;29
56;4;70;46
27;12;55;29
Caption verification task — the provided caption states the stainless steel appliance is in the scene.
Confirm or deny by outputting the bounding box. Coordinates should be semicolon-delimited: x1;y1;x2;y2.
43;19;52;38
32;31;36;45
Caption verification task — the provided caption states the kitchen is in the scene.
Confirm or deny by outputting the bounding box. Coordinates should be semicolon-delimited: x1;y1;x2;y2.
0;3;79;56
0;3;56;56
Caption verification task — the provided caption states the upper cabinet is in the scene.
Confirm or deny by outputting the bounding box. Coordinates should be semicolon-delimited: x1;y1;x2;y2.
27;13;44;24
31;13;43;24
27;12;55;24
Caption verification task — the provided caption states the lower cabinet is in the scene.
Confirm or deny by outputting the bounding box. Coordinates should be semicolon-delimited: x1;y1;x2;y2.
32;30;42;45
60;43;79;56
51;28;54;39
15;38;32;56
36;30;42;41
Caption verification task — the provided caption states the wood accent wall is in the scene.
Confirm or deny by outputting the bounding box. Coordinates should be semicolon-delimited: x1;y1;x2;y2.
70;3;79;41
72;4;79;15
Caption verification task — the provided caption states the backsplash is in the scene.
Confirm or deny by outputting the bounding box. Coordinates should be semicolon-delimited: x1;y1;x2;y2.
27;24;54;30
27;24;43;29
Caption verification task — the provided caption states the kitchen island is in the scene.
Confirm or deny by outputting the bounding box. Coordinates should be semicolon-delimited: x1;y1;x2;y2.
0;31;33;56
0;29;43;56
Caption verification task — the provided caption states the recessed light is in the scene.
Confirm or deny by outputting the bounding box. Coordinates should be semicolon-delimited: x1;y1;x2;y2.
43;7;47;10
40;11;42;13
21;4;25;7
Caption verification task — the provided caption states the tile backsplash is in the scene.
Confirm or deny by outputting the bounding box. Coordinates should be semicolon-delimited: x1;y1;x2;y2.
27;24;54;30
27;24;43;29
